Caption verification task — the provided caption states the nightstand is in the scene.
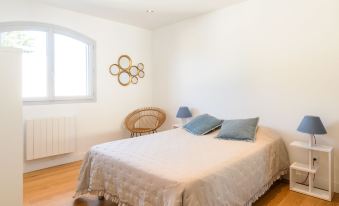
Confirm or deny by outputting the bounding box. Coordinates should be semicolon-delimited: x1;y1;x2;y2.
289;141;334;201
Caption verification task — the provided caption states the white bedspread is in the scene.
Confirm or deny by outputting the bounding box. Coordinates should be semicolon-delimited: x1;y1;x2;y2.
76;127;289;206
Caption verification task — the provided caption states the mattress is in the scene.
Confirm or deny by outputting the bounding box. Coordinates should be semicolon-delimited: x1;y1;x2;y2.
75;127;289;206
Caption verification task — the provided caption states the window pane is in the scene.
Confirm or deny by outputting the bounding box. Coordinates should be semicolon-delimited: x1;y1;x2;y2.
54;33;89;97
0;31;47;98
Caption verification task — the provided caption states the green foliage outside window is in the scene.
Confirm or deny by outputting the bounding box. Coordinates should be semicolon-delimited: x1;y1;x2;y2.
0;31;35;53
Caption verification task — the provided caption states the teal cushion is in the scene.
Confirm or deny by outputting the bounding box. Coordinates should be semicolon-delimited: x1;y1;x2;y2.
184;114;223;135
217;117;259;142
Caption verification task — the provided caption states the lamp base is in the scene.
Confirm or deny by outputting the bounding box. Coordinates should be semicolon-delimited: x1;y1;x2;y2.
309;135;313;147
181;118;188;126
308;134;317;147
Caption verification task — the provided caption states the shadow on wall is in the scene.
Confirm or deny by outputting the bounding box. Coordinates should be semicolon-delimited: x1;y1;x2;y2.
326;121;339;142
325;121;339;160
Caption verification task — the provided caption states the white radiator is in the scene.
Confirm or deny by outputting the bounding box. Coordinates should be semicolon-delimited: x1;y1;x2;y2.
25;117;76;160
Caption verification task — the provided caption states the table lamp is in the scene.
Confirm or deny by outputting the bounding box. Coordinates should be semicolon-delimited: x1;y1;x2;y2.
176;106;192;125
297;115;327;146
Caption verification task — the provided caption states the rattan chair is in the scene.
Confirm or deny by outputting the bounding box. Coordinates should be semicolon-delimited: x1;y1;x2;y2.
124;107;166;137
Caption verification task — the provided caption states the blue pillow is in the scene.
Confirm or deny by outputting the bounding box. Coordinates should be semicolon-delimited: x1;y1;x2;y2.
184;114;223;135
216;117;259;142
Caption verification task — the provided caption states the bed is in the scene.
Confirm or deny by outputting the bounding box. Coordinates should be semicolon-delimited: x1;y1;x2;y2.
75;127;289;206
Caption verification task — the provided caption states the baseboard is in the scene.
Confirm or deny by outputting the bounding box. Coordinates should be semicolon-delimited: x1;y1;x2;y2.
24;152;86;173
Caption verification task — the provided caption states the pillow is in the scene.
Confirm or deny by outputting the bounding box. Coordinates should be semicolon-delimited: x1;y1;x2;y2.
216;117;259;142
184;114;223;135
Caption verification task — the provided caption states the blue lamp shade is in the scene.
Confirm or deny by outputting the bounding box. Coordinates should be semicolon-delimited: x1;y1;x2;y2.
176;106;192;118
297;115;327;135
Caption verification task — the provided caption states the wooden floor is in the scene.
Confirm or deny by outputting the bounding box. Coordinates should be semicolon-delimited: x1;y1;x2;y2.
24;161;339;206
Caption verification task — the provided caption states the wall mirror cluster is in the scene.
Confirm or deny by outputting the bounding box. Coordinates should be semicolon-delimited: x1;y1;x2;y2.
109;55;145;86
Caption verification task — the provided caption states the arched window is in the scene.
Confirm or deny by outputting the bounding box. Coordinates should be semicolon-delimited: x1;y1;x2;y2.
0;22;96;104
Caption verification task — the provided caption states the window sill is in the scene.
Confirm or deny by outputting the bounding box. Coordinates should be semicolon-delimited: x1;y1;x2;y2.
23;97;96;105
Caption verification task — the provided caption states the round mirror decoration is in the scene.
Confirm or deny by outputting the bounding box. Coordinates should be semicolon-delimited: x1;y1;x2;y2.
118;71;131;86
108;55;145;86
109;64;121;76
138;70;145;78
130;66;139;77
137;63;144;70
118;55;132;70
131;76;138;84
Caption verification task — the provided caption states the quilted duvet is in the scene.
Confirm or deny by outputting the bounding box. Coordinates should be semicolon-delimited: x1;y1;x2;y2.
76;127;289;206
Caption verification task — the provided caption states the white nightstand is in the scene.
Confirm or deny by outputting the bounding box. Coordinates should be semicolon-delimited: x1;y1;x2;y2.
289;141;334;201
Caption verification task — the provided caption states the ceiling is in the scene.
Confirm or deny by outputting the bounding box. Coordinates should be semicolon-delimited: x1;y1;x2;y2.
32;0;244;29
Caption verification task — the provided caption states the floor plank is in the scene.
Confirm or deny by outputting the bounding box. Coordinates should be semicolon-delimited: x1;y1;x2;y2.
24;161;339;206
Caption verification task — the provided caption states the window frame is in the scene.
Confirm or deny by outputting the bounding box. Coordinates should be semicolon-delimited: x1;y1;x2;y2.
0;22;96;104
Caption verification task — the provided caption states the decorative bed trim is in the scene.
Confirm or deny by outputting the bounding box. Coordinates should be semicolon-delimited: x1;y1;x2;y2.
75;190;132;206
245;169;288;206
75;168;288;206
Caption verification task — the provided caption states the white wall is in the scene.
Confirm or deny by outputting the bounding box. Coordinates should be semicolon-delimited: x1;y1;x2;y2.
2;0;339;194
0;48;23;206
152;0;339;192
0;0;153;172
